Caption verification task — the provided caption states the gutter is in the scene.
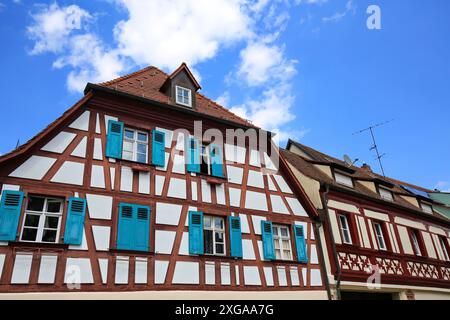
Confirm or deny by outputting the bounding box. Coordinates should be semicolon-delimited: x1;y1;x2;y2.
320;183;342;300
312;213;332;300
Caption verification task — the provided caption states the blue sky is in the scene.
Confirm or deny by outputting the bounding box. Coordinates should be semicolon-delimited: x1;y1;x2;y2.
0;0;449;191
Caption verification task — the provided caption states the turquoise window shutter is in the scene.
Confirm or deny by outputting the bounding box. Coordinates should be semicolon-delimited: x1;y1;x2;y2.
188;211;204;254
0;190;24;241
210;144;224;177
186;138;200;173
105;120;124;159
261;220;275;260
229;216;243;258
64;197;87;245
152;130;166;167
117;203;134;250
134;205;150;252
294;225;308;263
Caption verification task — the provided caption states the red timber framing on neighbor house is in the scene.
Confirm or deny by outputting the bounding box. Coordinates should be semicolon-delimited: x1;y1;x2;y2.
0;63;328;298
283;140;450;300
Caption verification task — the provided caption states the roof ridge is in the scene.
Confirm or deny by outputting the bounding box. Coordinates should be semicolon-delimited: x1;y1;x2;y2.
98;65;167;86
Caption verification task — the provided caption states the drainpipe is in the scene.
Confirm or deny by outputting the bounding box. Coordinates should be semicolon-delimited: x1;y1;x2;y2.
320;183;342;300
313;216;332;300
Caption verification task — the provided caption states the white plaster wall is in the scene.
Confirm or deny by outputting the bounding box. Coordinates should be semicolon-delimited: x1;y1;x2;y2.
51;161;85;185
156;202;182;226
92;226;111;251
138;172;150;194
11;254;33;284
263;267;274;286
229;188;241;207
277;267;287;286
154;260;169;284
120;166;133;192
290;267;300;286
71;137;87;158
167;178;187;199
135;258;148;284
64;258;94;284
178;232;189;256
205;262;215;285
9;156;57;180
397;225;414;255
245;191;268;211
273;175;293;194
242;239;256;260
90;165;105;188
251;215;266;235
270;195;289;214
201;179;212;203
249;149;261;167
155;175;165;196
93;138;103;160
69;111;90;131
172;261;199;284
115;257;129;284
38;255;58;284
239;214;250;234
247;170;264;188
98;258;108;284
86;194;113;220
41;131;76;154
286;197;308;217
227;166;244;185
225;144;246;164
155;230;176;254
216;184;226;205
310;269;322;287
243;266;261;286
172;154;186;174
191;181;198;201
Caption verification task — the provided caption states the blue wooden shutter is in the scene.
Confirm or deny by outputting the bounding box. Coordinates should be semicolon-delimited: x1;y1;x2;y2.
186;138;200;173
134;205;150;252
64;197;87;245
188;211;204;254
210;144;224;177
105;120;124;159
0;190;24;241
152;130;165;167
294;225;308;263
261;221;275;260
229;216;243;258
117;203;134;250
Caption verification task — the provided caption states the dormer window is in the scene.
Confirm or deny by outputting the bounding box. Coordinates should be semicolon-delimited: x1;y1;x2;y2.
420;202;433;214
334;171;353;188
176;86;192;107
379;186;394;201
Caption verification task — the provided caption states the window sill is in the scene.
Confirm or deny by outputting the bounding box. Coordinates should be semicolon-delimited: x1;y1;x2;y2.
9;241;69;250
110;247;153;255
117;159;151;171
197;173;227;185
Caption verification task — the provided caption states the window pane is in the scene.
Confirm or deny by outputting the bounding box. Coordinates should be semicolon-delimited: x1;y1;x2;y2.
216;243;224;254
137;143;147;153
280;228;288;237
214;218;224;230
137;132;147;142
122;151;133;161
27;197;45;212
275;249;281;260
24;214;40;227
123;141;133;152
274;240;280;249
124;130;134;139
42;229;57;243
282;240;290;250
283;251;292;260
21;228;37;241
204;230;213;254
137;153;147;163
272;226;278;235
204;216;211;228
215;232;224;243
46;201;61;213
45;216;59;229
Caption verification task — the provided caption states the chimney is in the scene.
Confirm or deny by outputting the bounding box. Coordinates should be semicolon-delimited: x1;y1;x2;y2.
361;163;373;173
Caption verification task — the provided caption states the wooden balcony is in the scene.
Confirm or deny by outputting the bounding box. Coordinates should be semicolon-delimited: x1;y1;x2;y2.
335;245;450;289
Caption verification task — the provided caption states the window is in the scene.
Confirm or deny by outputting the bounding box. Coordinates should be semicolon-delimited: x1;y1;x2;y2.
373;222;387;250
200;144;212;175
438;236;450;261
420;202;433;214
203;216;225;255
21;196;63;243
122;128;148;163
334;171;353;188
410;229;422;256
379;187;394;201
338;214;353;245
176;86;192;107
272;224;293;260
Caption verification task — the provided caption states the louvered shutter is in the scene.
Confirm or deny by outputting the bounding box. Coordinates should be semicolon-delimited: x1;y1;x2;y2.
188;211;204;254
64;197;87;245
210;144;224;178
186;138;200;173
229;216;243;258
105;120;124;159
0;190;24;241
261;220;275;260
117;203;134;250
152;130;165;167
134;205;150;251
294;225;308;263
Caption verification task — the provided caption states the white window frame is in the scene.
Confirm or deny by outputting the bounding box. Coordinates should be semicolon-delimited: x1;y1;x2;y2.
338;214;353;245
411;230;422;256
122;128;148;163
379;186;394;201
175;86;192;107
272;224;293;261
439;237;450;261
20;196;63;244
334;171;353;188
420;202;433;214
203;215;226;256
373;222;387;250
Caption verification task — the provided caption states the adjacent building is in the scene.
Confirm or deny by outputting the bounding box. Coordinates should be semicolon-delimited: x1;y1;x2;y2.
283;139;450;300
0;64;328;299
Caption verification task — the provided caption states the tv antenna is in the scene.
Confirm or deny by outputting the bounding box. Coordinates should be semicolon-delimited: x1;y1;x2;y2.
352;119;394;177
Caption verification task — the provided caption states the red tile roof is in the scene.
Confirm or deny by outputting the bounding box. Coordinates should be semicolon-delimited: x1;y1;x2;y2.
97;65;257;128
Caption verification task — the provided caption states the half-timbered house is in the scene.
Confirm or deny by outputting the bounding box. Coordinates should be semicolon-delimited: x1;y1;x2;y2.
0;64;328;299
283;139;450;300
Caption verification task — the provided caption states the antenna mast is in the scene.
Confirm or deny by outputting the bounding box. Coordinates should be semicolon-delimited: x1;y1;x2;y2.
352;119;394;177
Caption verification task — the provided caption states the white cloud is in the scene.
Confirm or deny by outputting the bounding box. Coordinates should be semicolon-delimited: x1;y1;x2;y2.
27;3;91;55
216;91;231;107
53;34;124;92
113;0;252;70
322;0;355;23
